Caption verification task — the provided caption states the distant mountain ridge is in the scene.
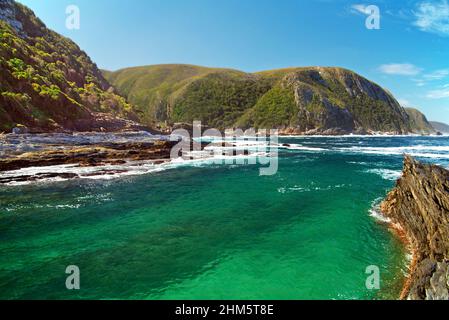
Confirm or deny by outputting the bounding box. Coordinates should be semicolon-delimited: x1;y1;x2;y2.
105;64;432;135
430;121;449;134
0;0;141;132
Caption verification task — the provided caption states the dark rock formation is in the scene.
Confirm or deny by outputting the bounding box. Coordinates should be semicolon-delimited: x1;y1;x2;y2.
381;156;449;300
0;140;177;173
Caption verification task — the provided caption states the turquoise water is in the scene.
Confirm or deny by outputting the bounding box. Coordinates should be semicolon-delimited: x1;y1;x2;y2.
1;136;448;300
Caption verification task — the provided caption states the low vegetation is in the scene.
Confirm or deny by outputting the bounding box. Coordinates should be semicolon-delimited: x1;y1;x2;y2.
0;1;138;132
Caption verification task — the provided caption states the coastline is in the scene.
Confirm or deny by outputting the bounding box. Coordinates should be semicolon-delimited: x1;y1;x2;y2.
370;198;415;300
380;156;449;300
382;213;417;300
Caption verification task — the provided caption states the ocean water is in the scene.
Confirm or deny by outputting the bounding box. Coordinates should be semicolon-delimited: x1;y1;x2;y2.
1;135;448;300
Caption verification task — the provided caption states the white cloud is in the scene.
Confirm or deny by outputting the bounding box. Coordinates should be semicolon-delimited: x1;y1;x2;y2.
414;0;449;36
351;4;380;16
427;85;449;98
413;79;427;87
378;63;422;76
423;69;449;80
351;4;369;15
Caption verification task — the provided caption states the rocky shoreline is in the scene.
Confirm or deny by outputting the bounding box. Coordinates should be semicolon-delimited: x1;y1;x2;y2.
0;132;234;184
0;140;178;184
381;156;449;300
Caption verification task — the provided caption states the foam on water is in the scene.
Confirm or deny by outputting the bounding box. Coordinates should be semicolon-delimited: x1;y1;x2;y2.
278;183;350;194
0;148;272;186
369;198;392;224
2;134;449;186
365;169;402;181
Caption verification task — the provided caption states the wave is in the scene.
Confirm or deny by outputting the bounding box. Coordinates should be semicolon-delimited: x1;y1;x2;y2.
3;192;113;212
278;184;350;194
341;145;449;152
287;144;449;160
0;150;272;186
281;134;425;138
278;144;327;151
369;198;391;223
365;169;402;181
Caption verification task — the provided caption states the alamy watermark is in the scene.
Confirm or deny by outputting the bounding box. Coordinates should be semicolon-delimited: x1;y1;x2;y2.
353;4;381;30
365;5;380;30
65;265;80;290
66;5;80;30
169;121;279;176
365;265;380;290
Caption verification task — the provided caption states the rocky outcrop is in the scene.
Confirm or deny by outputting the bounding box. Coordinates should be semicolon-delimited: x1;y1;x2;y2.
0;140;177;173
381;156;449;300
0;0;23;35
0;134;215;184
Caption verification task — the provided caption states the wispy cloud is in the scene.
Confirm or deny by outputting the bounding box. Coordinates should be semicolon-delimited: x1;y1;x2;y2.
378;63;422;76
414;0;449;36
427;84;449;99
423;69;449;80
411;68;449;87
413;79;427;87
351;4;370;15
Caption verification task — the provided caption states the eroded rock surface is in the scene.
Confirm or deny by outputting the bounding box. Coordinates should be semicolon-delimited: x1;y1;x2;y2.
381;156;449;300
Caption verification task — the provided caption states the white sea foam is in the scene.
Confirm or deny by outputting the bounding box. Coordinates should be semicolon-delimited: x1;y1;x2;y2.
0;161;168;186
278;144;327;151
278;184;350;194
365;169;402;181
369;198;391;223
0;149;272;186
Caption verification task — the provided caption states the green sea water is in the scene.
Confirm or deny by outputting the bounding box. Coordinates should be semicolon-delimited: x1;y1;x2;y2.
1;136;449;300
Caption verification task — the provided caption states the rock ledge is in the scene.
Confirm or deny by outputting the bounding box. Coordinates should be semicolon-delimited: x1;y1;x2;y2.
381;156;449;300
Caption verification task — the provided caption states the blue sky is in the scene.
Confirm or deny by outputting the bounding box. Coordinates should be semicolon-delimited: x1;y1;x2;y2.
18;0;449;123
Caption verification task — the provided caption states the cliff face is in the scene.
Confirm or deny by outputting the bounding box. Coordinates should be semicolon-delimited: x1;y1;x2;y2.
269;67;412;135
404;108;436;135
381;156;449;300
106;65;425;134
0;0;141;132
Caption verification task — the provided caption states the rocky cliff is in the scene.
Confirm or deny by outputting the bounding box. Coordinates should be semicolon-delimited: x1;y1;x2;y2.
0;0;141;132
381;156;449;300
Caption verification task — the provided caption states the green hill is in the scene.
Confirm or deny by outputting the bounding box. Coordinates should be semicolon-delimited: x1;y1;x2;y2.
404;108;436;135
0;0;139;132
105;64;423;134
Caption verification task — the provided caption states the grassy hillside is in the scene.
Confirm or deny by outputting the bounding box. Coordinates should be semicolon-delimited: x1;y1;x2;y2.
0;0;138;132
404;108;435;134
106;64;421;134
104;64;273;128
